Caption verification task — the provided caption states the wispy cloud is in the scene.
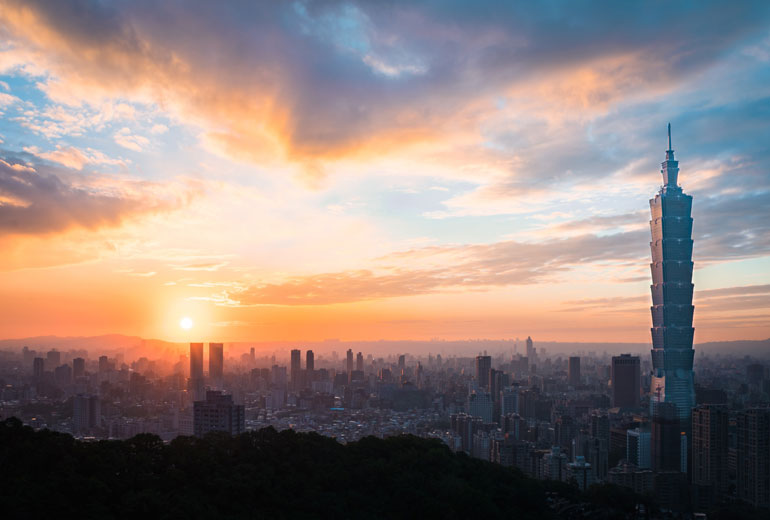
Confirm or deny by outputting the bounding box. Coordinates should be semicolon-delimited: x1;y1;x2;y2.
172;262;229;272
190;230;647;306
24;145;127;170
114;128;150;152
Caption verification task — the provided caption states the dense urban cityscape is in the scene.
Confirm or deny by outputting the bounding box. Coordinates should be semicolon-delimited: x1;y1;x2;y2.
1;335;769;515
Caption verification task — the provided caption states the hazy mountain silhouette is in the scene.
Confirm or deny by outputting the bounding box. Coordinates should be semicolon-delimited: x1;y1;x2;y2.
1;334;768;361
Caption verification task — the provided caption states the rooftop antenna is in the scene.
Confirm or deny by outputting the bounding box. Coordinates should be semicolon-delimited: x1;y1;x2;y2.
667;122;672;151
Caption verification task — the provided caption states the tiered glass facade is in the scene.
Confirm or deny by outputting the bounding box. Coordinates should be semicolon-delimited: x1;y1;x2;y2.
649;125;695;421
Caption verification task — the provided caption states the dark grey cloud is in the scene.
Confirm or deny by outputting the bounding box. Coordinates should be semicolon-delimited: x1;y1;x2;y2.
4;0;769;162
0;157;178;234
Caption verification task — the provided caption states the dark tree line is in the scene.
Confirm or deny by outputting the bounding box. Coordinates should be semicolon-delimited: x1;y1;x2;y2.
1;417;651;519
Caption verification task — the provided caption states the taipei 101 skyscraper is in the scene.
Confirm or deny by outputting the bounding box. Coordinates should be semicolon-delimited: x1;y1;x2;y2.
649;124;696;421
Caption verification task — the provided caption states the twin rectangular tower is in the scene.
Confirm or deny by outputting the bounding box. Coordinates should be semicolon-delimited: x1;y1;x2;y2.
189;342;224;401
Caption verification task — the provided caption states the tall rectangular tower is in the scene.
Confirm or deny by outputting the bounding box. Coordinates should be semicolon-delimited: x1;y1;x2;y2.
737;408;770;508
475;355;491;390
290;349;301;390
611;354;640;408
651;401;681;472
568;357;581;387
692;405;729;497
306;349;314;372
189;342;205;400
209;343;224;389
649;125;695;422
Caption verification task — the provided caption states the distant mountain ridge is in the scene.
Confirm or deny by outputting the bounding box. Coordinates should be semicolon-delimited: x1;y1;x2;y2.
0;334;182;360
1;334;768;360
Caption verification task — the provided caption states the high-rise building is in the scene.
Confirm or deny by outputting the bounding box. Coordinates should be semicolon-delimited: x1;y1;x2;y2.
356;352;363;372
467;391;493;423
46;350;61;368
397;354;406;370
190;342;204;379
189;342;205;400
543;446;568;481
525;336;536;367
501;387;519;416
692;405;729;499
290;349;301;390
451;413;484;454
472;430;491;461
193;390;245;437
346;349;354;375
555;415;576;456
209;343;224;389
649;125;695;422
584;437;609;482
54;364;72;386
33;357;45;380
475;355;491;390
627;428;651;469
488;368;498;400
611;354;640;408
73;394;100;436
22;346;32;357
736;408;770;508
651;401;681;472
568;356;581;387
271;365;287;387
590;413;610;445
72;357;85;378
98;355;110;373
306;349;314;380
305;350;314;372
22;346;35;373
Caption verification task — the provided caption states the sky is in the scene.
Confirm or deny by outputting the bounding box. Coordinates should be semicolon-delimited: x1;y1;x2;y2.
0;0;769;344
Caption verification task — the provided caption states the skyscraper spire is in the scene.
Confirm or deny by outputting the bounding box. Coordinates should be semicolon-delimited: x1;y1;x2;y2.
661;122;678;186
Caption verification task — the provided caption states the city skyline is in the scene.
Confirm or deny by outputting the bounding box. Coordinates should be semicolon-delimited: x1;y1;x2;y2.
0;1;769;343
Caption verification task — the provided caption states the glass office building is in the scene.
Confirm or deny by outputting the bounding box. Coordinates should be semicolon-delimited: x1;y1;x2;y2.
649;125;695;421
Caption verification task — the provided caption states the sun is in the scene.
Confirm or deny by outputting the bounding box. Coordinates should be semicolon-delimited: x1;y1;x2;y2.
179;317;194;330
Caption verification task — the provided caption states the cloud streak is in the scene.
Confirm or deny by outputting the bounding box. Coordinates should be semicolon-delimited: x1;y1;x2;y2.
192;230;647;306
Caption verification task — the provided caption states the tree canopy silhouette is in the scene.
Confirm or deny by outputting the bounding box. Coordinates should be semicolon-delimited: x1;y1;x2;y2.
0;417;654;519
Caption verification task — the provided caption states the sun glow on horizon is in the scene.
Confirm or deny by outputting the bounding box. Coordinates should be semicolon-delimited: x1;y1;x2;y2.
180;317;194;330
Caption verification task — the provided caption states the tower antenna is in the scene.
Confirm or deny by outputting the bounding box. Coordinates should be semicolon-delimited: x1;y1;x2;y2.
668;123;672;150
